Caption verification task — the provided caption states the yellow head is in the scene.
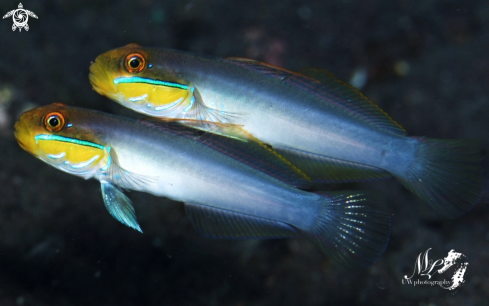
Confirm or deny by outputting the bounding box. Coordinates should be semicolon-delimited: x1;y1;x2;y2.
89;43;195;118
14;103;110;179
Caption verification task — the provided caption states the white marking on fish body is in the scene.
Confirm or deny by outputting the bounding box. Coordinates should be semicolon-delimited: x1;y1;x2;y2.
183;96;195;113
154;98;183;111
128;94;148;102
70;155;100;169
99;155;112;172
47;152;66;159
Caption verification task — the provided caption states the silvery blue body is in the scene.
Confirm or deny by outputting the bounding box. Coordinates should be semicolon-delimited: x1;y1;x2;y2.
146;50;415;178
127;48;480;219
93;113;318;230
15;104;391;267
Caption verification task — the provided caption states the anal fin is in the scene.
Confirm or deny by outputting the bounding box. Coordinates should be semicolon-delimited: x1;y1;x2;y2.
275;146;391;183
185;202;298;239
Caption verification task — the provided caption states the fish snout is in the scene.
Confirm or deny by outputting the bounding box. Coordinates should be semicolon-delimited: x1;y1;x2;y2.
89;59;117;96
14;119;31;152
14;112;30;137
13;119;22;140
13;110;41;155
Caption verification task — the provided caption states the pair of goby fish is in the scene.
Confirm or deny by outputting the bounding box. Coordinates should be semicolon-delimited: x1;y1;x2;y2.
15;44;481;267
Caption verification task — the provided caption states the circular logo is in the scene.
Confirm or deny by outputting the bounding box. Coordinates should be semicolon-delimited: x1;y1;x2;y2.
13;10;28;27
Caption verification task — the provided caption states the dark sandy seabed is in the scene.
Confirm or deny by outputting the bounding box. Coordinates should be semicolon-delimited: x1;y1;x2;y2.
0;1;488;305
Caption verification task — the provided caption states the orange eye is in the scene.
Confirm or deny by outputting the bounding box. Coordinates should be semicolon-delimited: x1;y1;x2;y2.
44;112;65;132
124;53;146;73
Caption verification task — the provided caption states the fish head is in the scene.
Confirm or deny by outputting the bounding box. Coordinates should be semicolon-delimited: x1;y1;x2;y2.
89;44;194;117
89;43;147;98
15;103;111;179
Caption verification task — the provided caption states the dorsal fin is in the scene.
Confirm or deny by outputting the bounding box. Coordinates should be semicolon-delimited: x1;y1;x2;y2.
295;68;406;135
224;58;406;136
224;57;291;80
140;119;312;189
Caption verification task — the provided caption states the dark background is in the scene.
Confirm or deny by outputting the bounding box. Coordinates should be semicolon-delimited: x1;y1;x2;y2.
0;0;488;305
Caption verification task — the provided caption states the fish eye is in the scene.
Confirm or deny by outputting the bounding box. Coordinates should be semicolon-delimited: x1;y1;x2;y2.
124;53;146;73
44;112;65;132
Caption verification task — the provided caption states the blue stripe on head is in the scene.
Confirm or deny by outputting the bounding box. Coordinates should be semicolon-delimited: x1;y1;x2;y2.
35;134;105;150
113;77;188;90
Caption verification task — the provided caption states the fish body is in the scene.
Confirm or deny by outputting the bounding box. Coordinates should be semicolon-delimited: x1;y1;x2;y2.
89;44;482;218
90;45;410;174
14;103;391;267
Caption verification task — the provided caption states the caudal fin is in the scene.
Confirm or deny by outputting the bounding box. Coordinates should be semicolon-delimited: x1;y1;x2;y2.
396;138;482;219
304;191;391;268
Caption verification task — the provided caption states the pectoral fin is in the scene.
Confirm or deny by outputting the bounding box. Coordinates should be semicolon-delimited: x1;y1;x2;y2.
103;147;157;191
100;181;142;233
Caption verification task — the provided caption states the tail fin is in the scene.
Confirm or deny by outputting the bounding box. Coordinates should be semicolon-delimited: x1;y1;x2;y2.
304;191;391;268
396;138;482;219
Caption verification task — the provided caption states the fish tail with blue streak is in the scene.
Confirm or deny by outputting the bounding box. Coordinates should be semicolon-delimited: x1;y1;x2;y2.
186;190;391;268
294;69;482;218
304;191;390;267
396;137;481;219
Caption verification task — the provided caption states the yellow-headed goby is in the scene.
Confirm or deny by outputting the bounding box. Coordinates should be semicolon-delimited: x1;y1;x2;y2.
14;103;391;268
